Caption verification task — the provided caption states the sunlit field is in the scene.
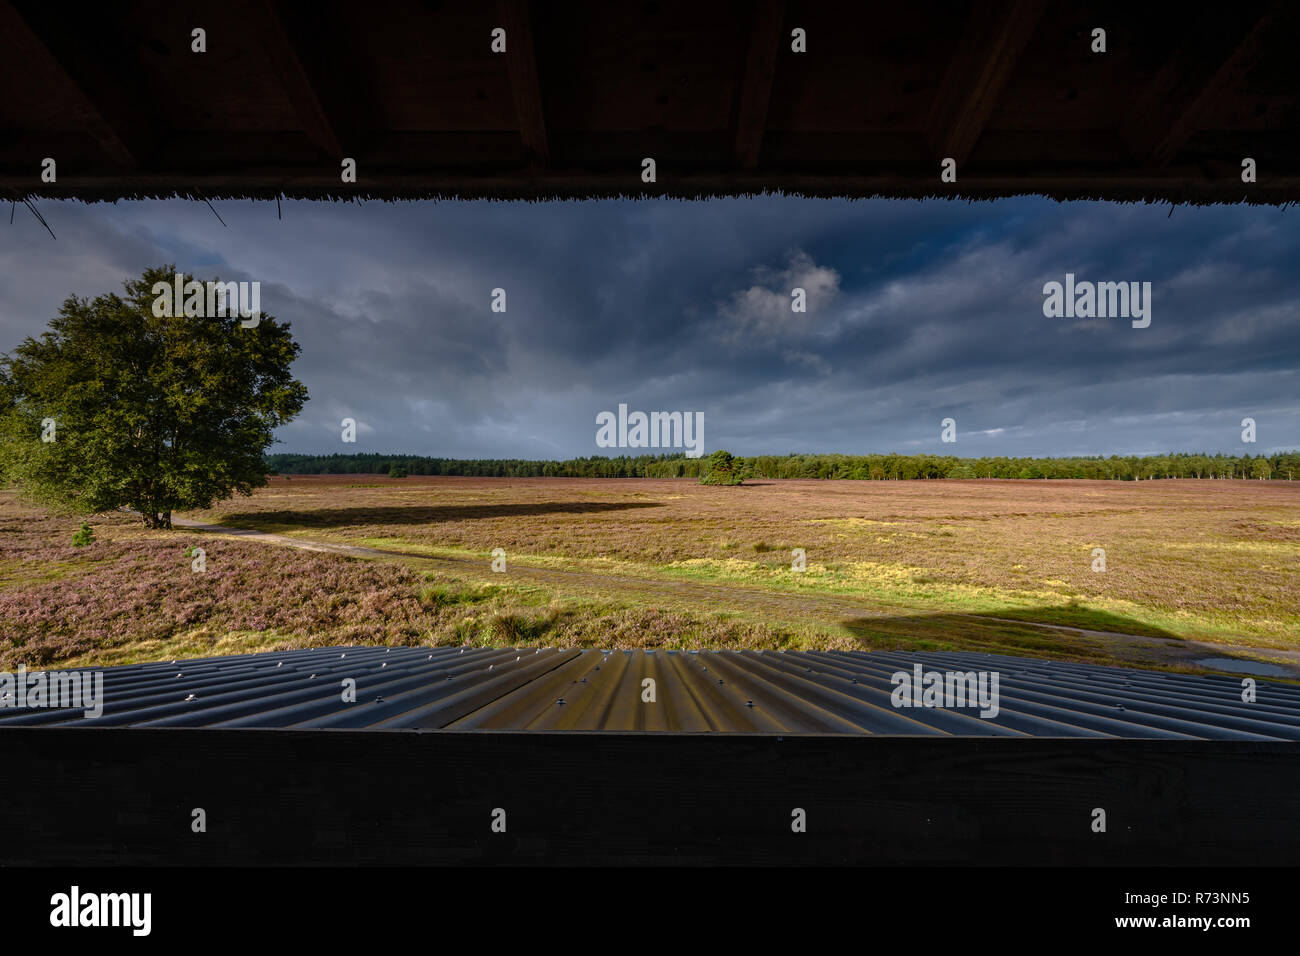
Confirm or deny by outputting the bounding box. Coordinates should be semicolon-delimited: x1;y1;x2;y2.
4;475;1299;674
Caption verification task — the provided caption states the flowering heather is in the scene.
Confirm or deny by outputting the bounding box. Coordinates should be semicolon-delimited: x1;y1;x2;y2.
187;474;1300;647
0;500;433;666
0;492;799;668
7;472;1300;673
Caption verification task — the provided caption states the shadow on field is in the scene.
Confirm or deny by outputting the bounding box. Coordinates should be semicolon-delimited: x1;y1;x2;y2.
219;500;664;528
838;606;1193;666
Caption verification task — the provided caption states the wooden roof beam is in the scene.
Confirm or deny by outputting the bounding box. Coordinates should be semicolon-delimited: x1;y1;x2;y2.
732;0;785;169
497;0;548;165
0;0;139;168
927;0;1045;167
1123;4;1283;168
254;0;352;158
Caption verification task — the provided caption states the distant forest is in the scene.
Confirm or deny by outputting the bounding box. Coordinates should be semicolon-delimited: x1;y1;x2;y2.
266;451;1300;481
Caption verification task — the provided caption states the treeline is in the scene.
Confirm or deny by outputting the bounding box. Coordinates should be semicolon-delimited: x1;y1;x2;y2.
266;451;1300;481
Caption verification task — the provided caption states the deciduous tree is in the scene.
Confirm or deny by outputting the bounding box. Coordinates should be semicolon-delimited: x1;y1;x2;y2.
0;265;307;528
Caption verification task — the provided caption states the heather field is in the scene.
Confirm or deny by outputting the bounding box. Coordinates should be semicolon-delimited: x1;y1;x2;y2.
3;475;1299;674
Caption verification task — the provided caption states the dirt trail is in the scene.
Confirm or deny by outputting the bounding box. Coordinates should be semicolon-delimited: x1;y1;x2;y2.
171;516;1300;678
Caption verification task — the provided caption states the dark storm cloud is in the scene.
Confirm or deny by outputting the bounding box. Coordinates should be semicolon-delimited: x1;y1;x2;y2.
1;195;1297;458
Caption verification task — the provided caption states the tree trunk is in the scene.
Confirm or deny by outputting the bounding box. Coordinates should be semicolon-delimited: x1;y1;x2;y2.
140;511;172;530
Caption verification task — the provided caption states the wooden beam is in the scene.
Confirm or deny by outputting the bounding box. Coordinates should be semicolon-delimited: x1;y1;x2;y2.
253;0;347;158
1123;4;1283;168
927;0;1045;166
732;0;785;169
0;0;138;168
496;0;548;164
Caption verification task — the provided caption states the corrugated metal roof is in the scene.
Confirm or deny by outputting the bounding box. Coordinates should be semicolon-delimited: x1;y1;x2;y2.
2;647;1298;738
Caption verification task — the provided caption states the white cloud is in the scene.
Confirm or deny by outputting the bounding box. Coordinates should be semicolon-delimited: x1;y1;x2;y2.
717;250;840;343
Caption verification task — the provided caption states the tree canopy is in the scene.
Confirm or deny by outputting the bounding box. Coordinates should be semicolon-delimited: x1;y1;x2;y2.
265;450;1300;482
0;265;307;528
699;449;744;485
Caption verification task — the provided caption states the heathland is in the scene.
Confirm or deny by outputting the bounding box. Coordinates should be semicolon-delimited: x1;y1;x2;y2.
3;476;1298;676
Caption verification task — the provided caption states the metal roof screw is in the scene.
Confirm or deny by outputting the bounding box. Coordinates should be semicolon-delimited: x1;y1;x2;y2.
556;697;566;706
276;661;283;667
176;673;183;678
1117;704;1125;711
184;694;197;702
717;679;724;685
375;696;384;703
746;700;755;708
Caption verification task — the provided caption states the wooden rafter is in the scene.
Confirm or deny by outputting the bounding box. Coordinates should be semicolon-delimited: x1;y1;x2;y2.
254;0;349;158
927;0;1045;166
497;0;548;164
1123;3;1282;167
0;0;139;168
732;0;785;169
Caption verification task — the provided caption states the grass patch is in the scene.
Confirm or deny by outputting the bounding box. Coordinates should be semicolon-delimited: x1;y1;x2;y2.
418;580;503;608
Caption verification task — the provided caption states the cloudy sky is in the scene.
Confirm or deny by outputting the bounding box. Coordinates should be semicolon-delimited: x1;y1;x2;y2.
1;195;1297;458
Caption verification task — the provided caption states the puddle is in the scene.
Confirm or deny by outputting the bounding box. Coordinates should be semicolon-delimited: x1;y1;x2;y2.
1195;657;1292;678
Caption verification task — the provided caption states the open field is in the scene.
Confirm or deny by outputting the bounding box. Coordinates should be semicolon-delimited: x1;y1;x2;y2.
3;476;1299;675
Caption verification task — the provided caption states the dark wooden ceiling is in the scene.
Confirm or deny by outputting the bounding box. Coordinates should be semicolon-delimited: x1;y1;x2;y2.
2;0;1298;204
